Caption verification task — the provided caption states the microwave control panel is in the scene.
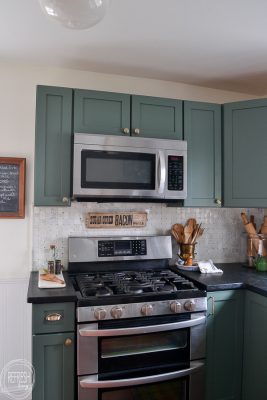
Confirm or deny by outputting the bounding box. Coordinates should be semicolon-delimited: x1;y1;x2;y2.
168;156;184;191
98;239;147;257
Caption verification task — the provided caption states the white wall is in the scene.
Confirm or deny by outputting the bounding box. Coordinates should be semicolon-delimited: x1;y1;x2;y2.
0;62;256;280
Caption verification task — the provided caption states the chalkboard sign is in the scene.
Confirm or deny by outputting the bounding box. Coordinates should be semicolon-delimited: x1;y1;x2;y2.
0;158;26;218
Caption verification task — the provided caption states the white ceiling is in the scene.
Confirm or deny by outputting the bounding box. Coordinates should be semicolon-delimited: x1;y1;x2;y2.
1;0;267;95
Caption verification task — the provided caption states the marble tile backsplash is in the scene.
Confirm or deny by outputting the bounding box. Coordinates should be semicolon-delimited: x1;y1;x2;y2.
32;203;267;270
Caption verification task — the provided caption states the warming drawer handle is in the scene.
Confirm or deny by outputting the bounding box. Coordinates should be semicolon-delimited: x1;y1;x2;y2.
79;315;206;337
79;361;204;388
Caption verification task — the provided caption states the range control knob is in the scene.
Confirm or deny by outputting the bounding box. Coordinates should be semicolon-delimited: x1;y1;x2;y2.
94;308;107;320
170;301;182;313
184;300;196;312
141;304;153;316
111;306;123;319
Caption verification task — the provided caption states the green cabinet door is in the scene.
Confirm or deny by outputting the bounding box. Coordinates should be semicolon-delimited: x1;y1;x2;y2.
131;95;183;139
242;291;267;400
184;101;222;207
32;332;74;400
224;98;267;207
206;290;244;400
34;86;72;206
74;89;131;135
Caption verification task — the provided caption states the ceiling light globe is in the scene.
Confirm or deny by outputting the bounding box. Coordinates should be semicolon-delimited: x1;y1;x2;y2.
38;0;110;30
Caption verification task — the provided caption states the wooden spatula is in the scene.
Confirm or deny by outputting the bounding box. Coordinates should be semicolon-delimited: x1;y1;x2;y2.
172;223;184;243
184;219;194;243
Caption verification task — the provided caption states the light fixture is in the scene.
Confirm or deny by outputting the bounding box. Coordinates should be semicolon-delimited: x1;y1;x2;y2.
38;0;110;30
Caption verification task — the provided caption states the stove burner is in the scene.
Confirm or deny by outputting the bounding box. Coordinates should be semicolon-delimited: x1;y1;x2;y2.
96;287;112;297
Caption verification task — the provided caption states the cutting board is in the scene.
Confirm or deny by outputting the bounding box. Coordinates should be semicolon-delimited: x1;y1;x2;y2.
38;271;66;289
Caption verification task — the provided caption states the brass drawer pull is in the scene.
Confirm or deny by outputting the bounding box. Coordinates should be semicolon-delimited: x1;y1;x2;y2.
65;338;73;347
45;313;63;322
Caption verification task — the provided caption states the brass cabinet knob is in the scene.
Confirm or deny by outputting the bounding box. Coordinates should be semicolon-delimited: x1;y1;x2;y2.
122;128;129;135
64;338;72;347
45;313;63;322
215;199;222;205
62;197;69;204
133;128;140;135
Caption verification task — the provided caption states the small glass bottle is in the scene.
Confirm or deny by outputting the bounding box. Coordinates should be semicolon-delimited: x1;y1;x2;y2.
47;244;56;274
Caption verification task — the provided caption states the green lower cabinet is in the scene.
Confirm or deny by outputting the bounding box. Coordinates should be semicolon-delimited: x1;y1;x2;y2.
184;101;222;207
32;332;74;400
206;290;244;400
242;291;267;400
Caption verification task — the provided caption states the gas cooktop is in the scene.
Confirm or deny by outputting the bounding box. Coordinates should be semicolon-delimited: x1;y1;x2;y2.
71;267;204;306
68;236;207;318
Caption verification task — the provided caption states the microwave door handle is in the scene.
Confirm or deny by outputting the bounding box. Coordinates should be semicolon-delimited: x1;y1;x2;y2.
79;315;206;337
157;151;166;193
79;361;204;389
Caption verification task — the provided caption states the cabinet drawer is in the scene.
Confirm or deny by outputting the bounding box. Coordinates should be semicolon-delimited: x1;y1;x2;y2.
32;303;75;334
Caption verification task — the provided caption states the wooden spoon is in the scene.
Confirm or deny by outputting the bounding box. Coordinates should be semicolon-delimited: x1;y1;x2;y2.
172;224;184;242
183;219;196;243
171;228;180;243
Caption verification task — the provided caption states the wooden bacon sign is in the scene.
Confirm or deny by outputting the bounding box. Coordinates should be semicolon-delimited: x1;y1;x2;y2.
85;212;147;228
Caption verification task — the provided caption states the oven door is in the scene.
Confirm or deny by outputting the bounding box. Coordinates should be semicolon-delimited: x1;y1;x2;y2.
77;313;206;400
78;362;205;400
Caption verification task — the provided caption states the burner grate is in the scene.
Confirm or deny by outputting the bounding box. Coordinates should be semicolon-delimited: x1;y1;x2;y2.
75;268;198;300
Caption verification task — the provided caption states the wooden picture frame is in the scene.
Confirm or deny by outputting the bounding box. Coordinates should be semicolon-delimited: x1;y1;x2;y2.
0;157;26;218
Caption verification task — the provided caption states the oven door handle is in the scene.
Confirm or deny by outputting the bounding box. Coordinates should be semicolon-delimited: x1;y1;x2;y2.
79;360;204;388
79;315;206;337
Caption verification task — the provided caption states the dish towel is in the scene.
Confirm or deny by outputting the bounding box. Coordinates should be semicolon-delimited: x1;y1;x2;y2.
197;260;223;274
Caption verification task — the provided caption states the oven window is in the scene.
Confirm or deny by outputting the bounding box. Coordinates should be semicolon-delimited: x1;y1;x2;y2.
81;150;155;190
101;330;187;358
101;377;187;400
99;328;189;375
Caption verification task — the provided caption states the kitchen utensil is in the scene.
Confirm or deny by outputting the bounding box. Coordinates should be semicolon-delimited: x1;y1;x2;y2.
241;212;249;225
260;216;267;234
171;228;181;243
183;220;194;243
172;223;184;242
191;223;202;244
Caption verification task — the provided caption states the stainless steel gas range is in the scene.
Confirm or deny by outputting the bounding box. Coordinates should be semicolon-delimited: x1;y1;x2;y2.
68;235;207;400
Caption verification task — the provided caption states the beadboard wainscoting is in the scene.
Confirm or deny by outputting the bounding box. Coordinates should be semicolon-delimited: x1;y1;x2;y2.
32;203;267;269
0;279;32;400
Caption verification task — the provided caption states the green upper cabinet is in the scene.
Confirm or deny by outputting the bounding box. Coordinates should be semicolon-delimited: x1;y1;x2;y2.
184;101;222;207
34;86;73;206
131;95;183;139
206;290;244;400
73;90;183;139
242;291;267;400
224;98;267;207
74;89;131;135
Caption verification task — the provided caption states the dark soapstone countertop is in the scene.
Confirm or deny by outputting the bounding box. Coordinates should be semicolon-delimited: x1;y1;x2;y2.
175;263;267;297
28;263;267;304
27;271;76;304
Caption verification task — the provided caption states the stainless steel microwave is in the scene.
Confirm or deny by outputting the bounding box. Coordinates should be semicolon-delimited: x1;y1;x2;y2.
73;133;187;200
